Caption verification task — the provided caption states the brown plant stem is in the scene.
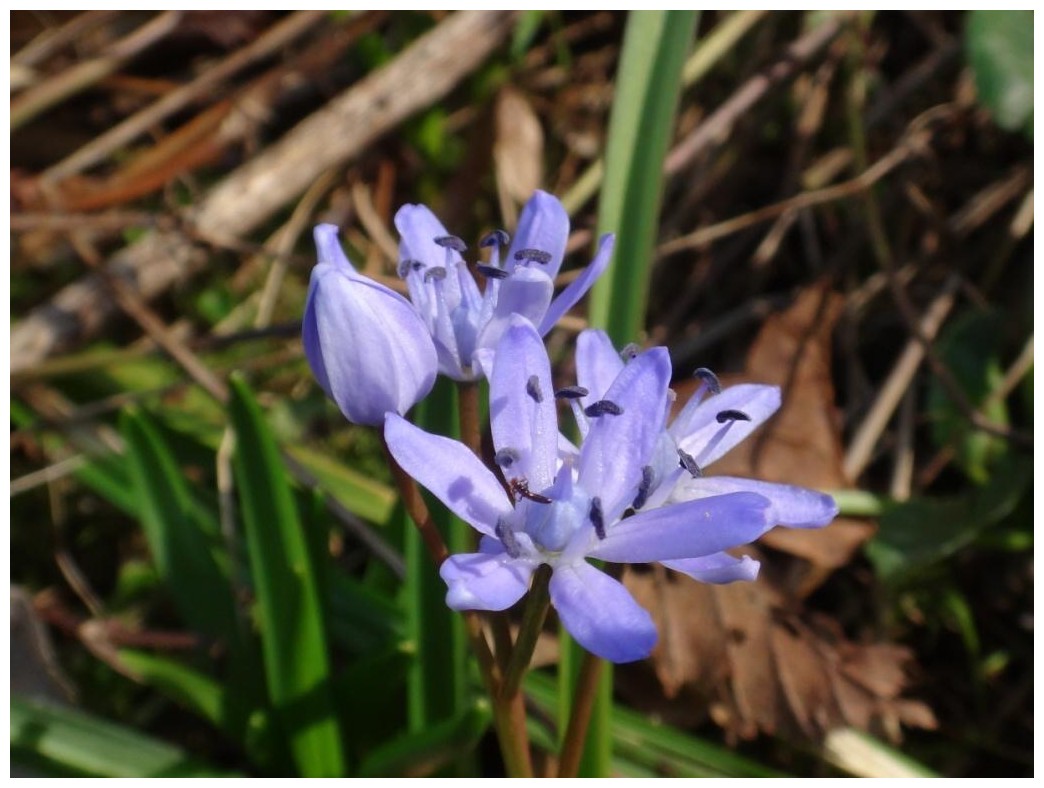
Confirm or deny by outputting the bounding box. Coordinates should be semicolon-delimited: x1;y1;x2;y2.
457;379;483;459
382;432;533;777
557;649;604;778
458;379;518;672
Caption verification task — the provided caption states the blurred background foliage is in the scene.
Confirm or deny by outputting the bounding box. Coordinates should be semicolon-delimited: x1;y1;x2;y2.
10;10;1032;777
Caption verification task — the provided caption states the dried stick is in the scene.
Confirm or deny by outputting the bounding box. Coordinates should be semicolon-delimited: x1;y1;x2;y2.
659;135;915;257
12;11;119;68
664;14;847;176
12;11;515;374
41;10;328;182
843;275;959;480
11;12;183;129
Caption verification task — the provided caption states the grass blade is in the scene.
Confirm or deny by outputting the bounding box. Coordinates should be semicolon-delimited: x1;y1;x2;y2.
357;701;491;778
284;443;396;525
588;10;698;344
228;374;346;777
119;409;239;641
11;695;237;777
117;650;228;731
404;377;471;739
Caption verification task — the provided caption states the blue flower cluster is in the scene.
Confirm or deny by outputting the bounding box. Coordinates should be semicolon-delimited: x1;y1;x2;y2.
303;191;836;663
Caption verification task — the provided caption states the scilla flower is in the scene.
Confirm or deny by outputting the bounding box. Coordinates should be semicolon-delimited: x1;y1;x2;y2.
384;316;831;663
395;190;613;380
303;224;438;426
568;329;838;583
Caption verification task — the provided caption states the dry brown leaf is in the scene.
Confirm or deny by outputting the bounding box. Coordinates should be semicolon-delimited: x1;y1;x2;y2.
616;283;935;744
621;560;937;743
494;86;544;220
715;283;875;586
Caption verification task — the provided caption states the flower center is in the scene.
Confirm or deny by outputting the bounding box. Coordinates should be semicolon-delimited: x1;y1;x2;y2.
522;487;591;554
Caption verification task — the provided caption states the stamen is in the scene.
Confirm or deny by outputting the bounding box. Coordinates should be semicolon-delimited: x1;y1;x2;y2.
494;447;521;468
590;497;605;540
555;385;589;400
693;367;722;395
480;229;510;248
433;235;467;252
678;449;703;478
584;399;624;417
620;343;641;361
495;518;522;558
424;266;447;282
632;465;655;510
476;263;509;280
526;375;544;403
716;409;751;423
398;259;426;278
514;248;552;265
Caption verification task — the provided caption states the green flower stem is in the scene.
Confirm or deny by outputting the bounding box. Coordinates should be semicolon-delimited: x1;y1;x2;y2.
500;564;552;701
557;648;604;777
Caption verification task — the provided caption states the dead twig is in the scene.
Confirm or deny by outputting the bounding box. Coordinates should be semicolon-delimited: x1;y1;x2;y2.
843;275;960;480
41;10;328;182
659;141;916;257
11;12;183;129
12;11;515;374
664;14;848;176
11;10;119;69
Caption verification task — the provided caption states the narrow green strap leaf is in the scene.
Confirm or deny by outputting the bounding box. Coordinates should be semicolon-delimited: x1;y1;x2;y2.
11;695;237;777
285;444;396;525
228;375;346;777
117;650;226;731
119;409;239;643
356;701;492;778
404;377;471;737
589;10;698;344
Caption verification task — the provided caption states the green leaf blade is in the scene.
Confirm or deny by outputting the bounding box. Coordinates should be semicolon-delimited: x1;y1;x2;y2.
228;375;346;777
589;10;698;343
120;409;239;642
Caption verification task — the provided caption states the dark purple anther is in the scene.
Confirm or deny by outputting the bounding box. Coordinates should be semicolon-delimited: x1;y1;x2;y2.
495;518;522;558
554;385;589;400
632;465;655;510
434;235;467;252
477;264;509;280
620;343;641;361
716;409;751;424
514;248;552;265
495;447;521;468
424;266;447;282
526;375;543;403
480;229;510;248
590;497;605;540
694;367;722;395
584;399;623;417
677;449;703;478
